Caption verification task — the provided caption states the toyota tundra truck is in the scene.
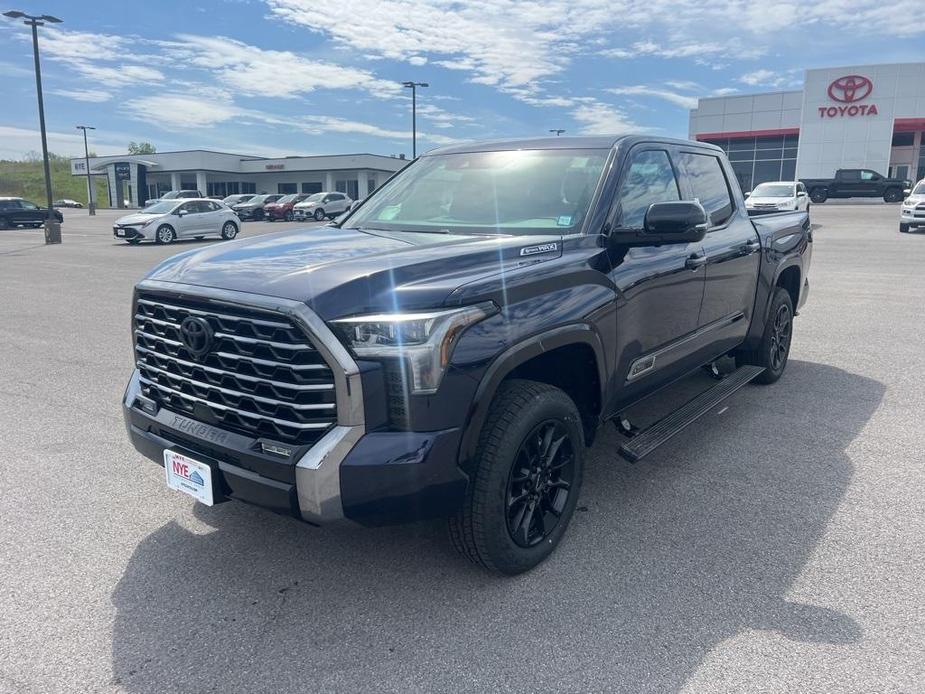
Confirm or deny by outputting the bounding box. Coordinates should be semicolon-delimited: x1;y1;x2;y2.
800;168;910;203
123;136;811;575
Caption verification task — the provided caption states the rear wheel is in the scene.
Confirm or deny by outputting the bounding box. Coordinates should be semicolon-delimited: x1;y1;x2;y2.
155;225;175;244
449;379;584;575
221;221;238;240
0;216;9;230
313;208;326;221
739;287;793;385
809;188;828;203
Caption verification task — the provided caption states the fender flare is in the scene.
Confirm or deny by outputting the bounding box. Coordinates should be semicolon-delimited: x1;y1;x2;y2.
456;323;608;470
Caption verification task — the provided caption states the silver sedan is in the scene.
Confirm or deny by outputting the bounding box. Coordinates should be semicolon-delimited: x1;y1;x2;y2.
112;199;240;245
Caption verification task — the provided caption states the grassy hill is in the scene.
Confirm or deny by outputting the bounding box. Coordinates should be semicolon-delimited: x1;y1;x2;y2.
0;154;109;206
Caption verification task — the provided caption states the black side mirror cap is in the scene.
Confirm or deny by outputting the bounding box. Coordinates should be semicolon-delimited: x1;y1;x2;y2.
642;201;709;242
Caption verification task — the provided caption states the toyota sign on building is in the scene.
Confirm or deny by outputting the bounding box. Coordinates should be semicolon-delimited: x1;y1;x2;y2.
689;62;925;191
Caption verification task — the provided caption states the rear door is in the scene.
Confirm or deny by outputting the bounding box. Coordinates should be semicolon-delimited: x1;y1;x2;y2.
677;148;760;354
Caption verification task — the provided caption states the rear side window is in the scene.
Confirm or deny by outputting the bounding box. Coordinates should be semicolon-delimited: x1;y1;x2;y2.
616;149;680;228
678;152;734;227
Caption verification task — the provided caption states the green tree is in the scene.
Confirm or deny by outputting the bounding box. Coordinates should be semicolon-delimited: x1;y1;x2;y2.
128;141;157;155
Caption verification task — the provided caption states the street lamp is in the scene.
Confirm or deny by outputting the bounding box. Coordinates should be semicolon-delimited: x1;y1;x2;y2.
76;125;96;215
549;129;566;136
401;81;429;159
4;9;63;244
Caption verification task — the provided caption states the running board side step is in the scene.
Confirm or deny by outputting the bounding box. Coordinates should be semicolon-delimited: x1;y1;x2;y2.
618;365;765;463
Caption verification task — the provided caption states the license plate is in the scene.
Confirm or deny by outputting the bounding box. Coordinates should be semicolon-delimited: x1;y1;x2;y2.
116;228;125;237
163;450;214;506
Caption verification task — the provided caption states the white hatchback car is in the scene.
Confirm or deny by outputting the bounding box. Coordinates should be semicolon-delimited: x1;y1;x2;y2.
292;191;353;221
113;199;240;245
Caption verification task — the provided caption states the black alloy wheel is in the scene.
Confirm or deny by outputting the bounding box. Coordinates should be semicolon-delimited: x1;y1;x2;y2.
768;303;792;373
884;188;903;203
810;188;827;203
505;420;576;548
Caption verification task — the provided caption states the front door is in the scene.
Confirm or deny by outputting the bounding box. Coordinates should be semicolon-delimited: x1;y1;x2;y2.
174;201;203;237
607;146;707;409
677;149;760;355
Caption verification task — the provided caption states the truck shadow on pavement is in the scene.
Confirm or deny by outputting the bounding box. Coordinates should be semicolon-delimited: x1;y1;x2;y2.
110;360;883;693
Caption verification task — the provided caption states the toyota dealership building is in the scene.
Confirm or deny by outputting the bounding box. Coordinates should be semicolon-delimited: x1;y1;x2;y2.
689;62;925;191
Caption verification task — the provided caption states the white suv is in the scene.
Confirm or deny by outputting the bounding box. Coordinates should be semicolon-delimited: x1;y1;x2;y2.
900;180;925;233
293;192;353;221
113;199;239;244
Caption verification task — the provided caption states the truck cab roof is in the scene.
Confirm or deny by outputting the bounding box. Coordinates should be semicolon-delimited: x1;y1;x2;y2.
426;135;724;156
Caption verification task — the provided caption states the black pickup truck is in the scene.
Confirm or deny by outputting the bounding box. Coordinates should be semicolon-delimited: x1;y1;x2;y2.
122;136;811;574
800;168;910;203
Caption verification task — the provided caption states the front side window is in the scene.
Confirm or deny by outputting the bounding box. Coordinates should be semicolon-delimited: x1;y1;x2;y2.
861;170;878;181
344;148;608;236
678;152;734;227
616;149;680;229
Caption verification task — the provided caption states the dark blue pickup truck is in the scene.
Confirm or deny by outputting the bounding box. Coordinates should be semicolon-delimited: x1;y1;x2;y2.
123;136;811;574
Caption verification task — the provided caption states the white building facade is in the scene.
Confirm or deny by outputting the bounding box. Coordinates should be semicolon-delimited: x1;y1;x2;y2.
689;62;925;191
70;150;408;208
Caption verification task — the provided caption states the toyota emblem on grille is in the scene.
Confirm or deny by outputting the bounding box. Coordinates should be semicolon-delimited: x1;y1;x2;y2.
179;316;214;357
827;75;872;103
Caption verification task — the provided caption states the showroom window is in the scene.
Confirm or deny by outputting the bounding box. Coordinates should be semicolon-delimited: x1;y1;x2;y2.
702;134;799;192
336;179;360;199
301;182;322;194
278;183;298;194
241;182;256;194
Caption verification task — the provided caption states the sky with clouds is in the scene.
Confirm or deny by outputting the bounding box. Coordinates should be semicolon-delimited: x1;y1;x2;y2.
2;0;923;160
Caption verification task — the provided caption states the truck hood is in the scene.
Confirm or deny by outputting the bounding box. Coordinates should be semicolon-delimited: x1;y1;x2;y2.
143;226;563;319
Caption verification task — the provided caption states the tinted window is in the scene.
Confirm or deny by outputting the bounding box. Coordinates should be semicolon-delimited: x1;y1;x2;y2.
616;149;680;228
840;170;861;182
678;152;734;227
21;200;38;210
861;170;879;181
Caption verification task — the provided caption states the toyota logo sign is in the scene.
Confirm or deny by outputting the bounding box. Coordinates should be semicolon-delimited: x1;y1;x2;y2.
827;75;873;103
179;316;214;358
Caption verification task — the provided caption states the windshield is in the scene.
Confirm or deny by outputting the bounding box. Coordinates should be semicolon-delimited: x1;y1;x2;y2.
343;148;608;236
913;183;925;196
161;191;180;200
142;201;177;214
241;195;267;205
301;193;324;203
751;183;794;197
276;194;298;204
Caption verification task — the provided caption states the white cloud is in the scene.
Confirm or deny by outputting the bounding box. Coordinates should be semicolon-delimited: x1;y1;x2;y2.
571;100;645;135
738;69;800;88
122;93;242;128
607;86;699;110
0;125;127;159
164;34;399;99
51;89;113;103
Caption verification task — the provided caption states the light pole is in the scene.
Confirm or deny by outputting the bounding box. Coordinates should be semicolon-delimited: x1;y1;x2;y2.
402;81;428;159
549;129;566;136
76;125;95;215
4;9;62;244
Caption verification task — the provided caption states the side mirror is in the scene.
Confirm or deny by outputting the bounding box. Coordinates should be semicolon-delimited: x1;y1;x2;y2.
743;191;751;199
642;201;709;243
903;188;912;198
177;209;187;216
797;191;807;197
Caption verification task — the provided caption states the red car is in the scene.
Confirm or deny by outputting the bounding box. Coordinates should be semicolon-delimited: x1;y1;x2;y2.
263;193;309;221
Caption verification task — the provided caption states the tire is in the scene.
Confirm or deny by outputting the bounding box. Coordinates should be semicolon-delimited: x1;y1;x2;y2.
285;210;294;222
900;223;910;233
449;379;585;575
809;188;827;203
155;225;176;244
255;209;264;220
739;287;794;385
220;221;238;240
884;188;903;203
313;208;325;221
0;216;9;230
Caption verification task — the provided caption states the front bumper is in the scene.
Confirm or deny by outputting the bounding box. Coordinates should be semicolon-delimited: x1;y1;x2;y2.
900;209;924;226
113;226;145;240
123;371;466;525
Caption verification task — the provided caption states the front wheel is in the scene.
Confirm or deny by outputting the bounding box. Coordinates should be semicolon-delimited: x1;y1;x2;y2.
809;188;828;203
449;379;584;575
221;221;238;240
884;188;903;203
155;225;176;244
313;208;326;221
284;210;294;222
739;287;793;385
900;223;910;233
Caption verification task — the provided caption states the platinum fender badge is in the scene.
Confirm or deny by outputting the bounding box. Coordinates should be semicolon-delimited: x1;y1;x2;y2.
519;242;558;257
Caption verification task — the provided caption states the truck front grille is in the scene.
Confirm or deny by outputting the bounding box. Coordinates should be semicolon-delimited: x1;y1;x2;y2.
133;292;337;446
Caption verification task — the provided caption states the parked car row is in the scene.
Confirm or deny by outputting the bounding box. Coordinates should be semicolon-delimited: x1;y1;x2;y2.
115;190;356;244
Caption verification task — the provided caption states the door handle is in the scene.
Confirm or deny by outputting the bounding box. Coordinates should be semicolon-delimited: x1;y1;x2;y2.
743;239;761;254
685;253;707;270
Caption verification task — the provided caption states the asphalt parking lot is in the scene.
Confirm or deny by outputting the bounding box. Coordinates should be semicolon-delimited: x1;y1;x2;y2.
1;204;923;693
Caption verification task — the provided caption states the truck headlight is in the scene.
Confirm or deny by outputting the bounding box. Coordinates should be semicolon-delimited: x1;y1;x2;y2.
333;303;497;394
